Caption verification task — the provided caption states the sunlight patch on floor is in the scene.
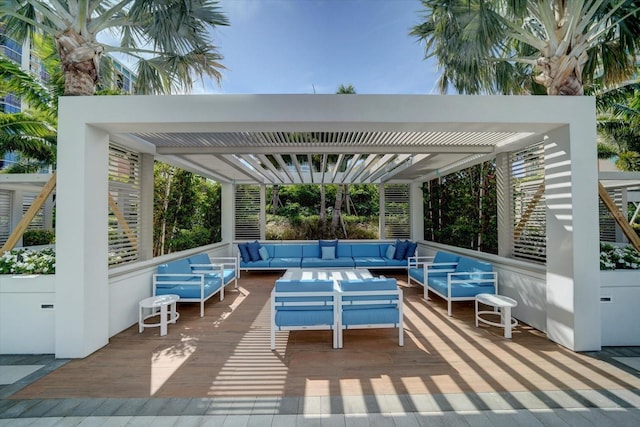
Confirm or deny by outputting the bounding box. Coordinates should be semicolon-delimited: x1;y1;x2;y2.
150;336;196;395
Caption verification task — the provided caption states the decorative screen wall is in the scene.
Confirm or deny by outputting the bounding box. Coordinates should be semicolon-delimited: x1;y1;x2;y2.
598;188;621;242
384;183;411;239
108;143;141;266
510;142;546;263
22;193;44;229
235;184;261;240
0;190;10;245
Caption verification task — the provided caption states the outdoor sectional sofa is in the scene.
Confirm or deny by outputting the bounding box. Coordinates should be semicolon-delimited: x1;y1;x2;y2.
153;253;238;317
238;240;416;272
408;251;497;316
270;276;403;349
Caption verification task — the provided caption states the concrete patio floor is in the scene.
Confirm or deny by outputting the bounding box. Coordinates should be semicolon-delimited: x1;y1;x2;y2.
2;271;640;425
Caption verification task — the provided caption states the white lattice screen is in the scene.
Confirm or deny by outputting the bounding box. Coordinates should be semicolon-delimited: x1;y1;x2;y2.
22;193;44;229
108;143;141;266
510;142;546;263
235;184;261;240
0;190;10;245
384;183;411;239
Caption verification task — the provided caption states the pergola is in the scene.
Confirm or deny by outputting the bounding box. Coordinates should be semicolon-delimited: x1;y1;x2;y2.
55;94;600;358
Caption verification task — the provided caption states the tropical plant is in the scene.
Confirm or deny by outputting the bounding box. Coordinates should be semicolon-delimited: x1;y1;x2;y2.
411;0;640;95
0;247;56;274
600;242;640;269
1;0;228;95
0;56;57;171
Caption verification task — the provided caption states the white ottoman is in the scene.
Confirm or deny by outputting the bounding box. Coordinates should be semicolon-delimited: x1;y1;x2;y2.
139;294;180;336
475;293;518;339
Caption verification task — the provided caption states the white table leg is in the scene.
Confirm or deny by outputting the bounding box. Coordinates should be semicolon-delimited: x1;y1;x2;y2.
475;299;479;328
139;306;144;333
504;306;512;339
160;304;168;336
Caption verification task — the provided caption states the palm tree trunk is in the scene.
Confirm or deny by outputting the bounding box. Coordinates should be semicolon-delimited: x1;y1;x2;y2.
55;29;103;96
272;185;280;215
331;185;343;238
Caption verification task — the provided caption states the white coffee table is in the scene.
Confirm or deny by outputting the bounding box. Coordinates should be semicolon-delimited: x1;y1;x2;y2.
475;293;518;339
139;294;180;336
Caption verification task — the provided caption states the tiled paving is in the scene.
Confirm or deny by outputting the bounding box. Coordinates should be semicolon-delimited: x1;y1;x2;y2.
1;271;640;425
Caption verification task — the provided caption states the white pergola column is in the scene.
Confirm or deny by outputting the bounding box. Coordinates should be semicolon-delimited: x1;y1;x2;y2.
221;183;234;243
410;182;424;242
545;125;601;351
260;184;266;241
378;184;386;239
55;121;110;358
138;153;154;260
495;152;512;257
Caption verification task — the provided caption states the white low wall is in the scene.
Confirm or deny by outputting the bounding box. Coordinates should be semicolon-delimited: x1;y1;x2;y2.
600;270;640;346
0;274;56;354
417;242;547;333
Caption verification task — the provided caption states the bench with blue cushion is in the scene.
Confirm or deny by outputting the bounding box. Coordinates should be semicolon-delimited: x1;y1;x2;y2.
270;279;338;349
408;251;497;316
239;241;416;271
337;278;403;347
153;253;239;317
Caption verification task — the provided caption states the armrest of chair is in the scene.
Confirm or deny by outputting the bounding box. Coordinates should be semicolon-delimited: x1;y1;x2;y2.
407;256;434;269
446;271;498;293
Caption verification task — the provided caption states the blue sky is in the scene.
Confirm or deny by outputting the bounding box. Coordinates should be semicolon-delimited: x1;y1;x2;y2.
200;0;440;94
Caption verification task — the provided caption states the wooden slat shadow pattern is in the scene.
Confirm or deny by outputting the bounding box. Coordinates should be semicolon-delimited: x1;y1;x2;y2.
11;272;640;403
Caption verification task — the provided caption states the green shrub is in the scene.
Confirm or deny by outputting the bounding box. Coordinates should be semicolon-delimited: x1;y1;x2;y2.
0;248;55;274
23;229;55;246
600;243;640;270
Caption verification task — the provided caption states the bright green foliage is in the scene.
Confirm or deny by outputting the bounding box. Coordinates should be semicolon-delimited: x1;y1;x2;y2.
424;161;498;253
153;162;221;255
1;1;228;95
412;0;640;95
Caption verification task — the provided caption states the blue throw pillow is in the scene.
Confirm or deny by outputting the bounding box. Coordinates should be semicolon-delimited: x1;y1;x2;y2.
319;239;338;248
238;243;251;263
258;246;269;261
247;240;262;262
405;241;418;259
385;245;396;259
394;239;409;260
321;246;336;260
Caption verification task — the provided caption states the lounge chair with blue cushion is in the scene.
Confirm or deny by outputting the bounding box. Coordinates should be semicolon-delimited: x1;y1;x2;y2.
337;278;403;348
270;279;338;350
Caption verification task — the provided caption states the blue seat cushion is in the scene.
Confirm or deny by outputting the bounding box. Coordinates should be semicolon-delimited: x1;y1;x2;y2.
408;267;424;284
353;257;387;267
342;308;399;326
302;244;320;258
240;259;271;268
274;280;335;307
336;244;352;258
300;257;354;268
427;276;495;298
187;253;211;267
275;310;335;327
340;279;398;309
270;257;302;268
384;258;408;267
155;276;221;299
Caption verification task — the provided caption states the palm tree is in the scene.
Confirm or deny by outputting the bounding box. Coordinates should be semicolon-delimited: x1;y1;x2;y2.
1;1;228;95
411;0;640;95
0;56;56;171
596;82;640;170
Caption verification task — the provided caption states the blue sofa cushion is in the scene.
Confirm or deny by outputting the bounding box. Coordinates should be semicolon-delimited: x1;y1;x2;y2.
302;244;320;258
156;275;221;299
342;308;399;326
274;244;303;258
188;253;211;267
259;246;269;261
336;244;352;258
301;257;355;268
394;239;409;260
319;239;338;249
240;258;271;268
275;310;335;327
156;258;192;281
274;280;335;309
427;276;495;298
238;243;251;263
428;251;459;278
248;240;262;262
321;246;336;260
340;279;398;309
351;244;381;257
385;245;396;259
270;257;302;268
408;267;424;284
405;241;417;259
354;257;387;267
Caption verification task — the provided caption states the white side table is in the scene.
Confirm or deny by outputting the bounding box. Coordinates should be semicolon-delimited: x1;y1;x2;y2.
139;294;180;336
475;293;518;339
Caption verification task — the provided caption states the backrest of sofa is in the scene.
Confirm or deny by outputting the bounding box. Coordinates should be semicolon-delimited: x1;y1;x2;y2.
351;244;382;257
273;244;303;258
336;243;352;258
274;279;334;293
433;251;460;268
157;258;192;275
339;278;398;292
302;244;321;258
187;253;210;266
455;257;492;273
